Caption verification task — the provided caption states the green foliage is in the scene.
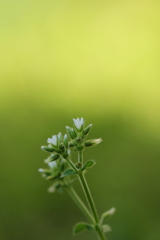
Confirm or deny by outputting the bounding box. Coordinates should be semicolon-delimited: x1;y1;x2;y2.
61;169;77;178
81;160;96;171
39;118;114;240
73;222;95;235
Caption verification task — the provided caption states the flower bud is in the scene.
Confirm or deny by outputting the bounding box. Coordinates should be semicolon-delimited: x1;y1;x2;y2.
83;124;92;136
69;142;75;147
41;146;54;152
66;126;77;139
46;174;59;180
59;143;64;150
57;132;63;144
63;134;68;148
84;138;102;147
38;168;52;175
44;154;60;163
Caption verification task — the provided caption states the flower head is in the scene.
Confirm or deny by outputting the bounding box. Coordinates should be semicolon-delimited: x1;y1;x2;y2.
73;118;84;131
47;135;58;146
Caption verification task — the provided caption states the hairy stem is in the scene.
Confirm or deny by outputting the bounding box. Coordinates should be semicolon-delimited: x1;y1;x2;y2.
65;158;78;172
78;151;106;240
78;149;83;164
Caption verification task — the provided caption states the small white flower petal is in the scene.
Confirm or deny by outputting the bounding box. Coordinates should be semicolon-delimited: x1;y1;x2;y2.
52;135;58;146
48;161;57;169
47;138;53;144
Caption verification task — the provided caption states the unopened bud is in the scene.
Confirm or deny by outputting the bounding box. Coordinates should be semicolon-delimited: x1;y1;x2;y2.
41;146;54;152
83;124;92;136
38;168;52;175
44;154;60;163
66;126;77;139
63;134;68;148
69;142;75;147
57;132;63;143
84;138;102;147
59;143;65;151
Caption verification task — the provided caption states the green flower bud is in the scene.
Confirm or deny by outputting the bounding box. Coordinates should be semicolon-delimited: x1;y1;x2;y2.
59;143;64;149
41;146;54;152
48;182;63;193
63;134;68;148
66;126;77;139
57;132;63;144
46;173;60;180
69;142;75;147
83;124;92;136
84;138;102;147
38;168;52;174
44;154;60;163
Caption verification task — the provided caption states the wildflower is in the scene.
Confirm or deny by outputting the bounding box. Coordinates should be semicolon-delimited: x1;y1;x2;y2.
73;118;84;131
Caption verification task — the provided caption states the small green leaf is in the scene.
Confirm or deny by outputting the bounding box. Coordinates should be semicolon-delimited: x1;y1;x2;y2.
73;222;95;235
82;160;96;171
61;169;77;178
100;207;116;224
102;224;111;233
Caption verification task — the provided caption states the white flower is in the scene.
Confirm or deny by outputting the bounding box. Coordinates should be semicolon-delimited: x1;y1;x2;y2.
73;117;84;131
47;135;58;146
48;161;57;169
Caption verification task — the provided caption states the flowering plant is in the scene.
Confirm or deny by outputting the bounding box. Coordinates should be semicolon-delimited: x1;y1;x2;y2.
39;118;115;240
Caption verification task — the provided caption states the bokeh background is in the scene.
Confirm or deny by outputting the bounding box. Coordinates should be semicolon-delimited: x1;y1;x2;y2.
0;0;160;240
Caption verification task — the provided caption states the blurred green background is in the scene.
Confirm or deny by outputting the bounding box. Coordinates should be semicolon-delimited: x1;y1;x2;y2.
0;0;160;239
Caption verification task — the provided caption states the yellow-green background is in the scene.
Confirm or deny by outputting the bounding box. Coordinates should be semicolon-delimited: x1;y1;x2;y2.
0;0;160;239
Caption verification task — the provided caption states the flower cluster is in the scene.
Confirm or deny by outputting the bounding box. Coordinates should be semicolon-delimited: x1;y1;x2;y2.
38;159;69;193
66;118;101;150
39;118;102;192
41;132;69;160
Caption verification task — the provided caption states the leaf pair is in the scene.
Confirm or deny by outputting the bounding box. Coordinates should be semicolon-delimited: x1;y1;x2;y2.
81;160;96;171
73;222;111;235
73;222;94;235
61;160;96;178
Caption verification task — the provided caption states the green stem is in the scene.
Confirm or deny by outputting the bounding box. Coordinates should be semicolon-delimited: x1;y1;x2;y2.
65;158;78;173
78;172;99;223
78;151;106;240
78;149;83;164
64;153;106;240
66;185;94;224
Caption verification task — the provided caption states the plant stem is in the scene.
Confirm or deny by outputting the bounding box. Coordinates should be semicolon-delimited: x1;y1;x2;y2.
66;185;94;224
78;172;99;223
65;157;78;173
78;149;83;164
78;151;106;240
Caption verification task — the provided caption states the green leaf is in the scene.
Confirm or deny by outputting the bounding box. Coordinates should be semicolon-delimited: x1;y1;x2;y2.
73;222;95;235
82;160;96;171
61;169;77;178
102;224;111;233
100;207;116;224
